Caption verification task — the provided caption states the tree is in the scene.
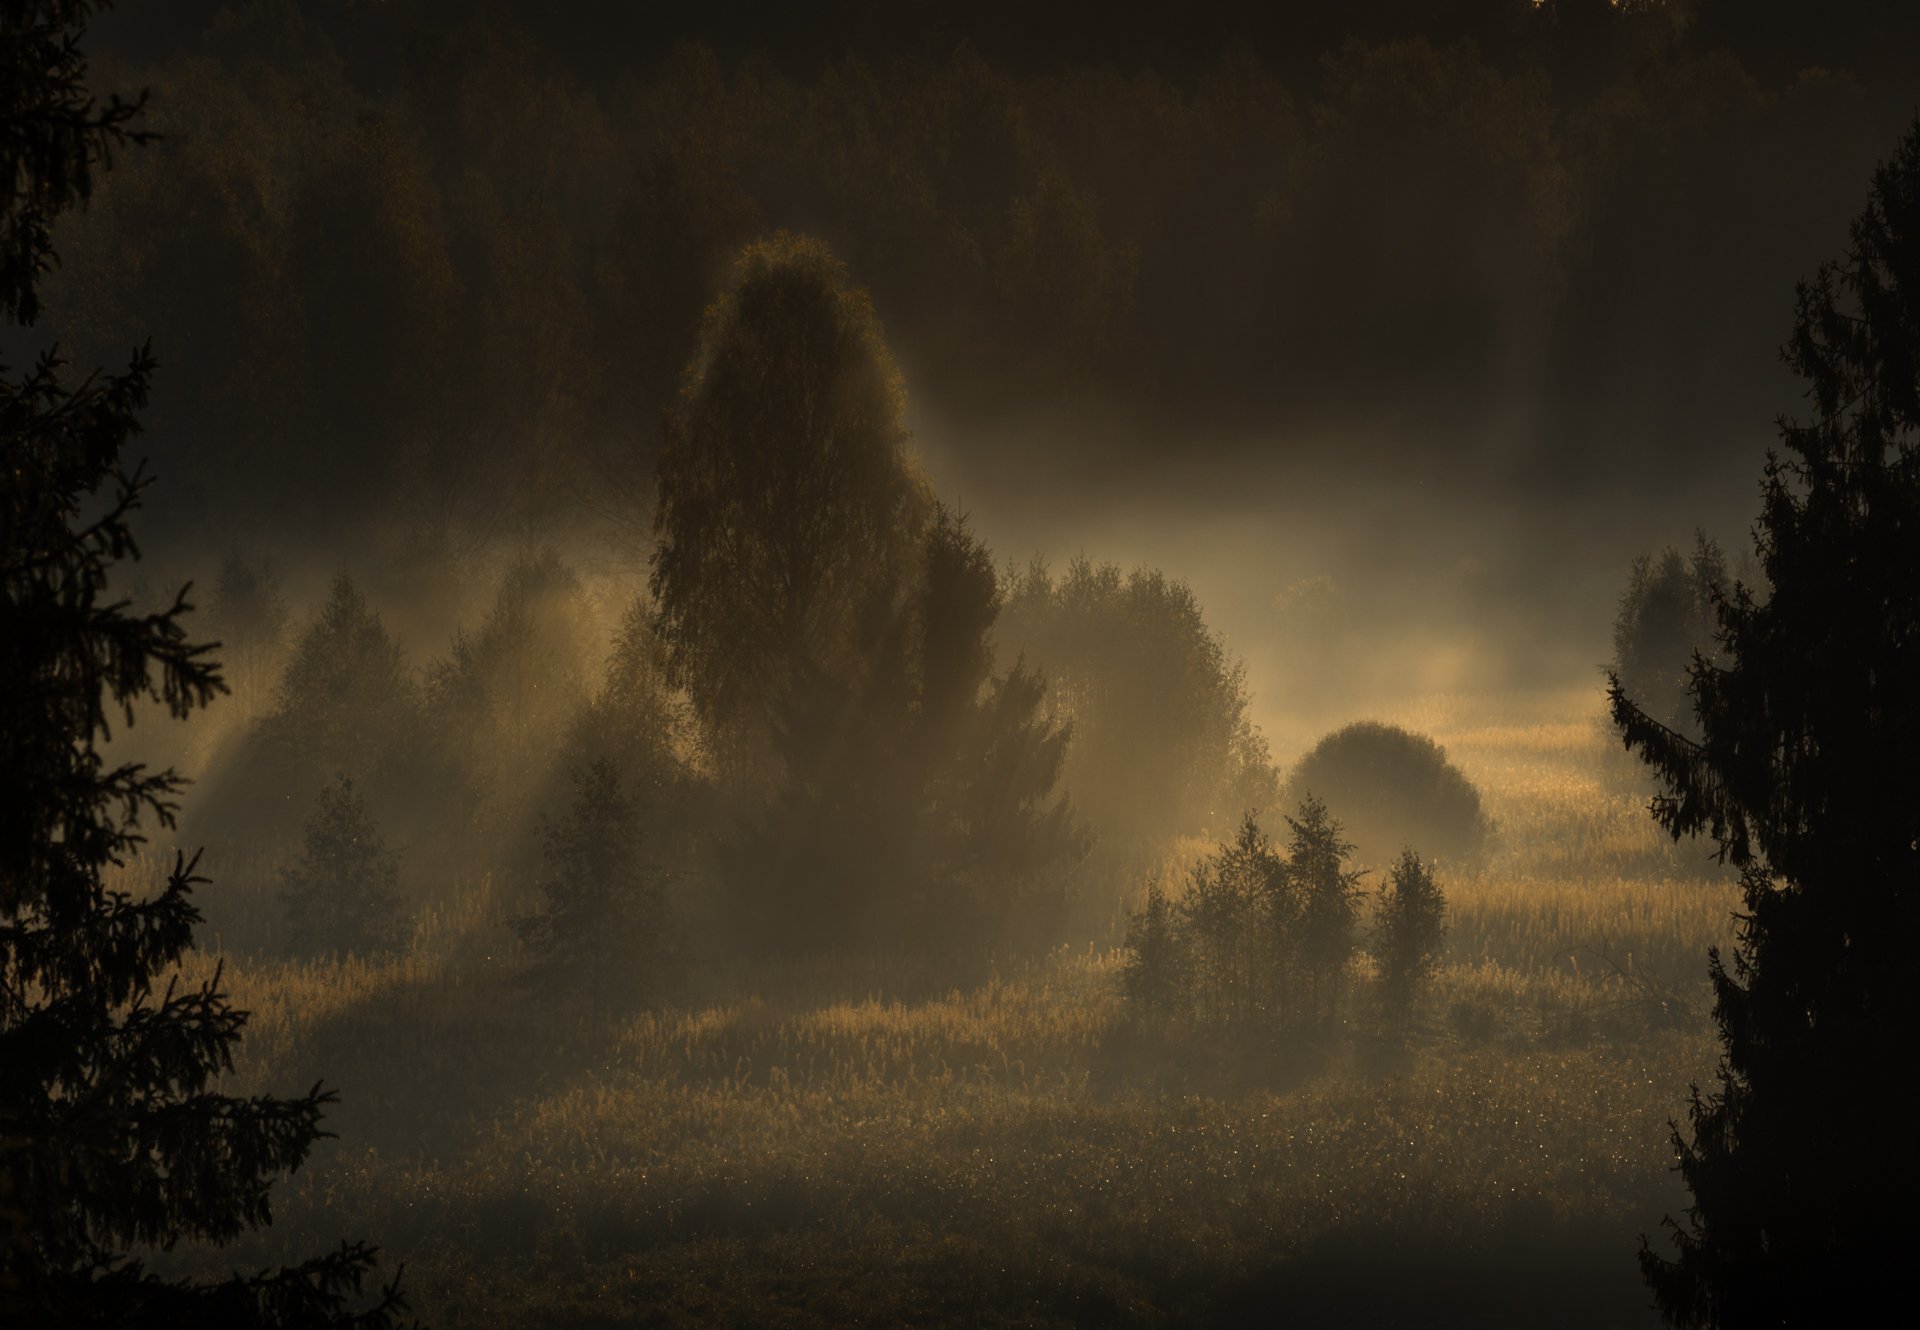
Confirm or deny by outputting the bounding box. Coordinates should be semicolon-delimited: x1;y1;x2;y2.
197;574;421;847
424;550;598;831
1610;533;1729;737
278;778;407;960
1178;812;1294;1026
997;556;1276;854
650;232;932;778
251;574;416;822
0;4;405;1322
1612;119;1920;1327
1373;848;1447;1030
512;759;665;1013
1285;796;1367;1028
732;507;1085;956
1121;879;1188;1022
555;591;701;864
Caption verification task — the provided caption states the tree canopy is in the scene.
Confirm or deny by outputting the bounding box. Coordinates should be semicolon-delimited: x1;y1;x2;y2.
651;232;932;776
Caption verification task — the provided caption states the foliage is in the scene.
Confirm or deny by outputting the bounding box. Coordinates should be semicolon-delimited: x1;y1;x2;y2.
1119;879;1187;1021
1283;720;1490;866
512;759;665;1012
278;777;407;960
1612;118;1920;1326
737;507;1086;957
0;4;405;1321
265;575;417;791
1609;533;1728;737
1185;813;1296;1025
1374;849;1448;1029
650;232;932;777
557;591;701;860
650;235;1079;958
197;574;423;847
1286;795;1369;1027
998;556;1276;854
1120;803;1364;1032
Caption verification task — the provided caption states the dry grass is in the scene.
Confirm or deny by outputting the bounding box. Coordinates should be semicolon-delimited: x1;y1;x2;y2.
145;689;1736;1328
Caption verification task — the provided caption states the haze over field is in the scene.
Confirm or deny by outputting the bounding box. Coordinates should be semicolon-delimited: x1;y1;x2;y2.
9;3;1920;1327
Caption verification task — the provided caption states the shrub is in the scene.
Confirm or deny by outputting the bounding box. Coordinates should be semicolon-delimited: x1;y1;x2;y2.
1283;721;1490;866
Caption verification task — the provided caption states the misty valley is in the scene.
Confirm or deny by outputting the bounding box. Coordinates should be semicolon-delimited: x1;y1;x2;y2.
7;4;1919;1329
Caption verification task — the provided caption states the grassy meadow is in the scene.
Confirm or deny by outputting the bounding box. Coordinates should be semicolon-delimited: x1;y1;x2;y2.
149;686;1735;1328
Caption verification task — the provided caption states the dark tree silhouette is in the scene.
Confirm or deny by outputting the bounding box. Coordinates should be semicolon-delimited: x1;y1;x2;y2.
0;4;405;1322
1178;812;1293;1026
1286;796;1367;1028
1121;879;1188;1022
513;759;666;1013
1372;848;1447;1031
279;777;407;960
650;232;931;778
269;575;414;783
1612;119;1920;1327
737;507;1084;955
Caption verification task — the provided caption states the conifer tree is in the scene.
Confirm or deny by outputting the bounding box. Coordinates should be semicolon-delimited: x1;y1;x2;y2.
1613;119;1920;1327
279;777;407;960
1373;849;1447;1030
1285;796;1366;1028
1121;879;1188;1022
1;4;405;1322
513;759;665;1013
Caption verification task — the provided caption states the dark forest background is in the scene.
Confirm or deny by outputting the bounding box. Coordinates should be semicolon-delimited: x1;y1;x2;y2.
38;0;1920;610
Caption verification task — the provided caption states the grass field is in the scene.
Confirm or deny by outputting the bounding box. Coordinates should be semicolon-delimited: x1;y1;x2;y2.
150;686;1736;1328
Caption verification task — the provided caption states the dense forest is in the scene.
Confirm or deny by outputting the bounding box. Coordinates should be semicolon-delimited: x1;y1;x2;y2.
6;2;1919;1326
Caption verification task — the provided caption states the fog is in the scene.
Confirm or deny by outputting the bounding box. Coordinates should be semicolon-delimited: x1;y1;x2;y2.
20;1;1919;1325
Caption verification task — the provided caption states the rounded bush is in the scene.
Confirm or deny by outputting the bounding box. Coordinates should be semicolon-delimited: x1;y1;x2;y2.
1282;721;1490;867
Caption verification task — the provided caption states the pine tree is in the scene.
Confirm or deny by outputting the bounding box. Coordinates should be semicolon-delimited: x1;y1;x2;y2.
1121;879;1189;1022
0;7;406;1322
1285;796;1366;1028
279;777;407;960
1373;849;1447;1030
1613;119;1920;1326
650;233;932;779
513;760;665;1013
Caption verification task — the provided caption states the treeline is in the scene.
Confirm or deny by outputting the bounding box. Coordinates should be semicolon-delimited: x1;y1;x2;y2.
51;0;1910;553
